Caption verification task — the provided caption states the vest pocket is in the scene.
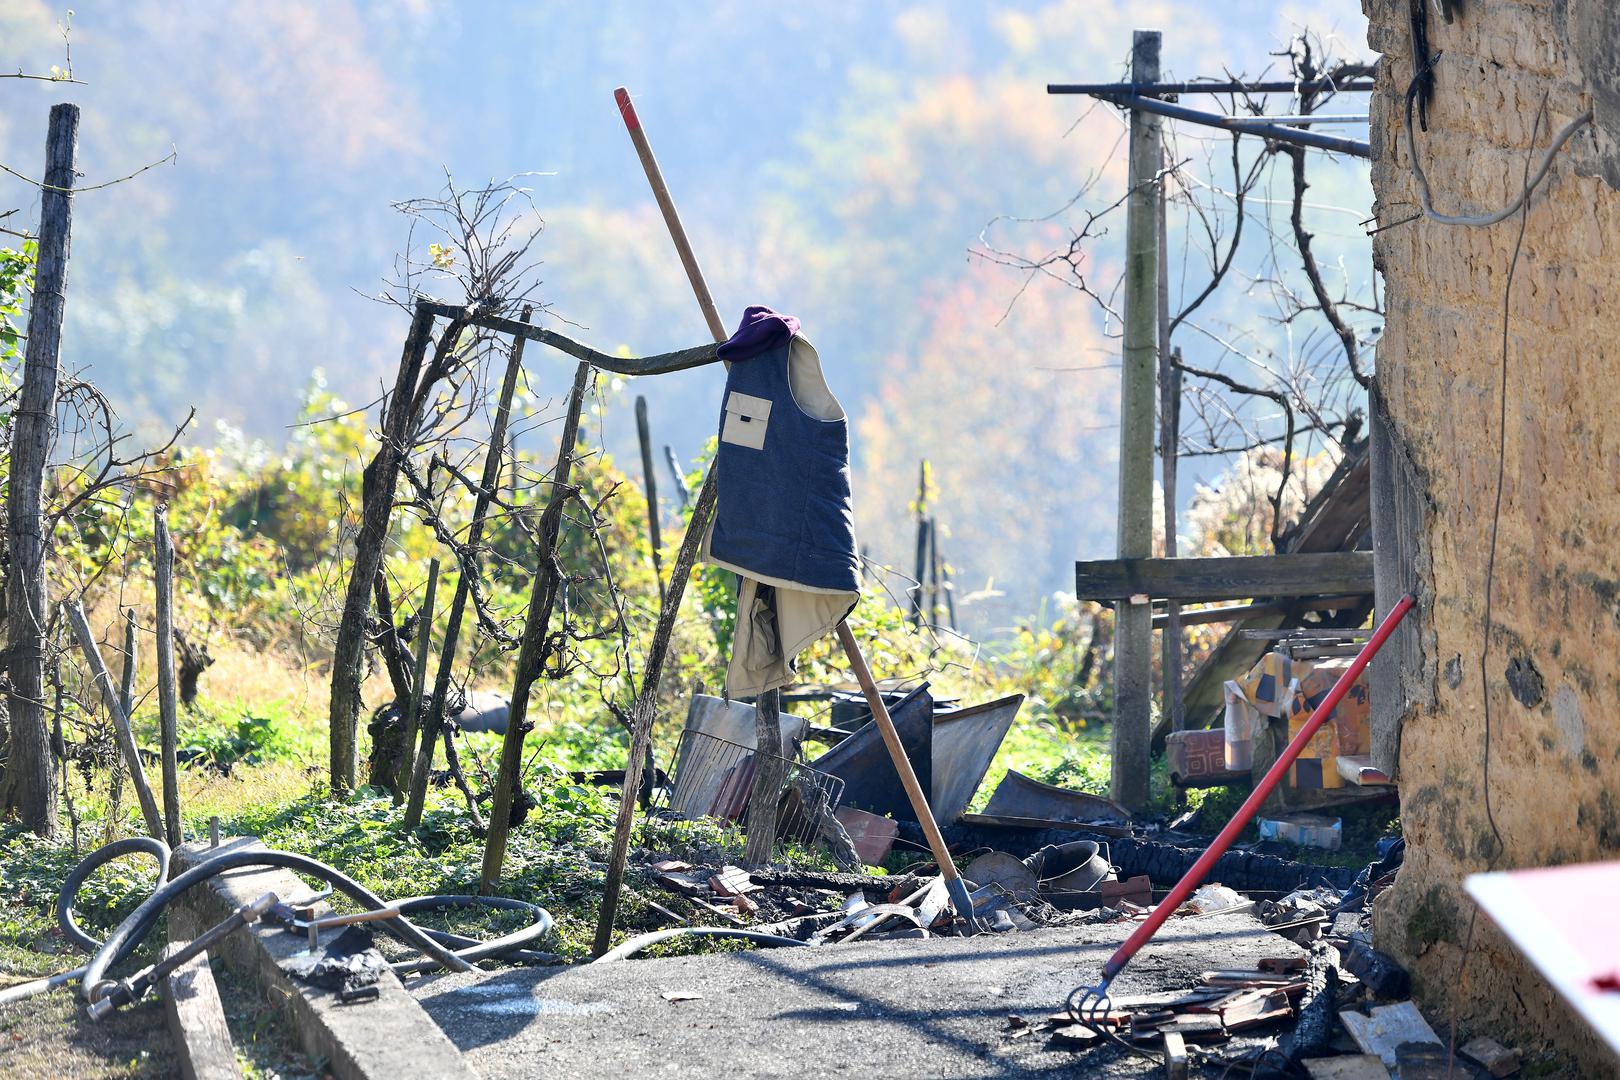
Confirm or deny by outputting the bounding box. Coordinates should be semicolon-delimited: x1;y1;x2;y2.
721;390;772;450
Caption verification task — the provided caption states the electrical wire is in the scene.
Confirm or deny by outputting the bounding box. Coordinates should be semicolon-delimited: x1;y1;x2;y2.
1403;58;1592;227
1449;90;1549;1074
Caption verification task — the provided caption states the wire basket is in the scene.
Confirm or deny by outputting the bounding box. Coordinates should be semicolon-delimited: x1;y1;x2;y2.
646;728;846;862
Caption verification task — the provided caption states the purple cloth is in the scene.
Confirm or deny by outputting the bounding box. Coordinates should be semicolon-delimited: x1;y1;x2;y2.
717;305;800;362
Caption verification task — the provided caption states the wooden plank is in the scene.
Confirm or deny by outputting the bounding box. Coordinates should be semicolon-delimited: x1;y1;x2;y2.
1076;552;1374;603
1335;754;1392;786
160;942;242;1080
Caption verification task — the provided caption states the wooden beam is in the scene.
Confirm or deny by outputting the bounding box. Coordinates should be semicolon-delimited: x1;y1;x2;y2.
417;300;719;376
1149;595;1362;628
160;942;241;1080
1076;552;1374;603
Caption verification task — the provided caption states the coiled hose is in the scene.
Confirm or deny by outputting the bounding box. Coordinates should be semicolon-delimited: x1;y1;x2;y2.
0;837;554;1010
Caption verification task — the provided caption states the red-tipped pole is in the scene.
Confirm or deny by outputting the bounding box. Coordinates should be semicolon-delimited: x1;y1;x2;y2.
1098;593;1416;988
613;87;727;344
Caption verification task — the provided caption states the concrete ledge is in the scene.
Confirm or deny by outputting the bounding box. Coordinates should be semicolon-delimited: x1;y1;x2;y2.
170;838;476;1080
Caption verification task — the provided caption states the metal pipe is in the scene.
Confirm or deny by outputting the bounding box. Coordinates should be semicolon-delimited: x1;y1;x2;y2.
1095;93;1370;157
1096;593;1415;988
87;891;277;1020
1047;79;1374;96
1239;114;1368;126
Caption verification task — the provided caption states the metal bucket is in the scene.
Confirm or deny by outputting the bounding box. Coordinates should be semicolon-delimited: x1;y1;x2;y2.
1025;840;1114;894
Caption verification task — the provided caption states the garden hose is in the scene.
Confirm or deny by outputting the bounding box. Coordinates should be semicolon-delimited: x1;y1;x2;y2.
0;837;554;1016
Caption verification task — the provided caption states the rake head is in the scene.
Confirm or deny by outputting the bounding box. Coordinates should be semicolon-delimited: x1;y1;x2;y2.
1065;977;1116;1034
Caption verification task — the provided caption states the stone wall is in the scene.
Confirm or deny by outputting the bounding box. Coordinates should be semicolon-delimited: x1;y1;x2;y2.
1364;0;1620;1072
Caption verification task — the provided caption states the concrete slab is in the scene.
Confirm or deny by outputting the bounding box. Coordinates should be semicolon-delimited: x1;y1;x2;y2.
170;839;475;1080
414;910;1299;1078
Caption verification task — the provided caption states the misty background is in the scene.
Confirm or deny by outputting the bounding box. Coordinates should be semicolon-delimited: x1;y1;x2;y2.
0;1;1376;633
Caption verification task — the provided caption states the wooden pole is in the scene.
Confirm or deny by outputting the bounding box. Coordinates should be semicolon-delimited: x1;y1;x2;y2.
909;460;929;626
110;608;137;832
65;601;164;840
928;516;943;626
1111;29;1162;812
154;510;182;847
663;445;691;511
118;609;138;721
614;88;727;342
394;557;439;804
481;363;591;892
833;621;977;930
1;103;77;836
1158;167;1184;733
403;309;533;827
635;395;666;603
592;471;717;954
597;86;737;952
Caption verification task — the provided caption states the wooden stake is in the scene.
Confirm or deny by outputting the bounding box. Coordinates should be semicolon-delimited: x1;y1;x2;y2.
480;362;591;893
65;601;163;840
635;395;666;603
403;309;533;827
1112;29;1162;811
2;103;77;837
910;460;928;626
592;471;717;954
154;509;182;847
118;608;138;720
394;557;439;804
928;516;943;626
109;608;136;836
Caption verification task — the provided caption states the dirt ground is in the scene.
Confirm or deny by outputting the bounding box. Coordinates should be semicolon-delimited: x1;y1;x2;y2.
0;963;321;1080
0;991;178;1079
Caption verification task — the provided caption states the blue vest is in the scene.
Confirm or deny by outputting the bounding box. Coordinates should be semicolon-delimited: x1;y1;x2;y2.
708;337;861;594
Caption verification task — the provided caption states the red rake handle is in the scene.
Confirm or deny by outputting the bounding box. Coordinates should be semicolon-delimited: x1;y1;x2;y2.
1100;593;1416;983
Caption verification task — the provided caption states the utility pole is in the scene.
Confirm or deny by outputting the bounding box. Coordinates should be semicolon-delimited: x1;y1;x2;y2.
1110;31;1161;812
